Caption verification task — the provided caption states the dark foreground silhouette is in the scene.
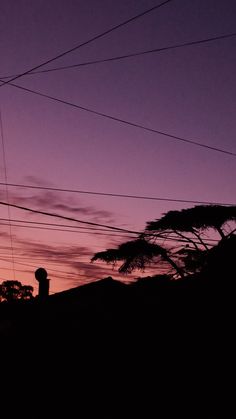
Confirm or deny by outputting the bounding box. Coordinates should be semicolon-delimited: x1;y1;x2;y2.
0;262;235;417
35;267;50;299
1;206;235;416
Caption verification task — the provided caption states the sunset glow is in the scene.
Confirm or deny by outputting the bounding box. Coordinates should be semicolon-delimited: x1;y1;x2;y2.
1;0;235;293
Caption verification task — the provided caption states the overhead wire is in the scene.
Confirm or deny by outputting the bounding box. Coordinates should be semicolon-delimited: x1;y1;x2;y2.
0;199;142;234
3;0;231;284
0;218;219;247
0;221;135;239
0;274;12;282
0;217;137;233
0;263;116;291
0;217;226;244
1;31;236;80
0;252;140;282
0;0;174;88
0;199;227;243
0;257;101;281
1;79;236;157
0;181;235;205
0;109;16;280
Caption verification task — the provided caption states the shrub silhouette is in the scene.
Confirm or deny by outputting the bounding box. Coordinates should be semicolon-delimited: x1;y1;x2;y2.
0;280;34;303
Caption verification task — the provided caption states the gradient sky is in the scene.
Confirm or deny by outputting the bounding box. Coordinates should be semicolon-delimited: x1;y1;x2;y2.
0;0;236;294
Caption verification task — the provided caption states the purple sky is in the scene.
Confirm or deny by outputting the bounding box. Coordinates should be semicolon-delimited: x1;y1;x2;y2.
0;0;236;293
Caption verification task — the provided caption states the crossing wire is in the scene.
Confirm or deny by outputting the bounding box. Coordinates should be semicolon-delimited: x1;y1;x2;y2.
0;0;174;88
1;31;236;80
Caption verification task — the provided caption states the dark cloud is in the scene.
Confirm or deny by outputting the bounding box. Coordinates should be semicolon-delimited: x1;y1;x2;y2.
23;175;55;186
17;239;92;261
0;188;116;223
0;189;138;288
0;230;12;239
52;202;114;221
0;227;162;289
17;240;127;285
70;260;114;277
0;189;29;203
15;237;137;284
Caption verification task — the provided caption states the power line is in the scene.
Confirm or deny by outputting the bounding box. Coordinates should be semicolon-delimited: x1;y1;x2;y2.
0;274;13;282
0;253;109;264
0;217;224;243
0;217;220;249
0;252;138;280
0;221;216;245
0;266;27;274
0;200;233;243
0;203;221;250
1;182;235;206
0;0;174;88
1;31;236;80
0;257;100;280
0;218;131;232
0;217;136;234
0;109;16;280
0;221;135;239
2;81;236;157
0;199;141;234
0;218;219;246
0;255;122;277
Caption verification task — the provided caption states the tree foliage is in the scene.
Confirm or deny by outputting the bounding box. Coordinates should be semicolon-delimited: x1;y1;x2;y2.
146;205;236;238
92;205;236;278
92;238;167;273
0;280;34;303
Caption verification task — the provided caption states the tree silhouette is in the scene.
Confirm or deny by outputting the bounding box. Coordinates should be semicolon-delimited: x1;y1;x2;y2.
92;238;185;278
146;205;236;273
0;280;34;303
146;205;236;241
92;205;236;279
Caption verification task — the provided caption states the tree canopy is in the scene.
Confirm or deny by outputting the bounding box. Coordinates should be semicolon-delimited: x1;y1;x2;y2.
92;205;236;279
92;238;168;273
146;205;236;238
0;280;34;303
